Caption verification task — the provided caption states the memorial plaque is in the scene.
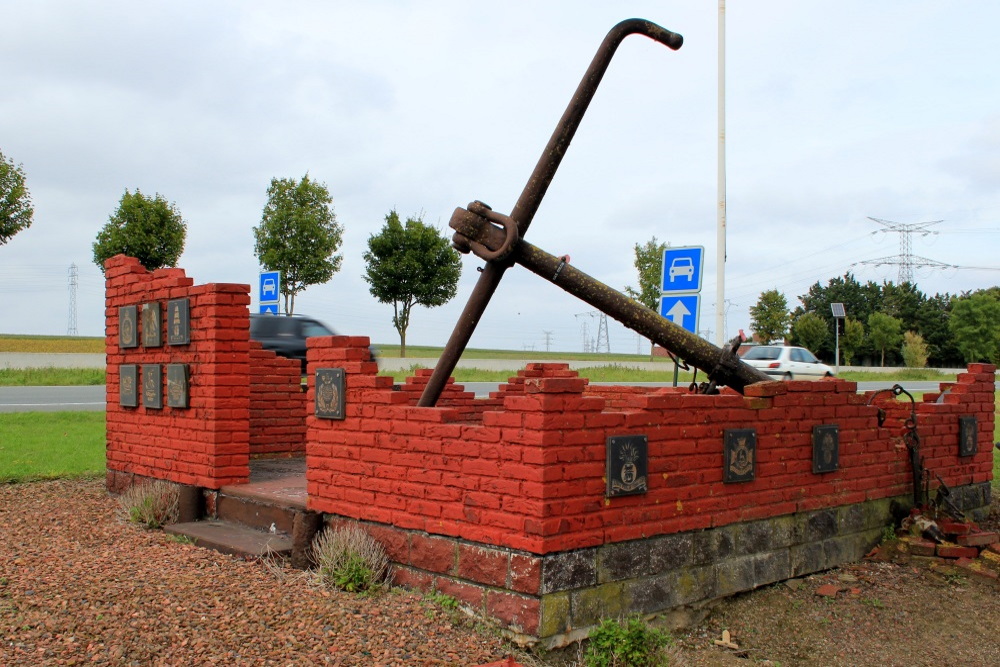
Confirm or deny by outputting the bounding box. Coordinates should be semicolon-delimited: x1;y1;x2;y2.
142;302;162;347
606;435;648;497
315;368;345;419
812;424;840;473
119;305;138;349
119;364;138;407
959;416;978;457
166;298;190;345
142;364;162;409
166;364;190;409
723;428;756;483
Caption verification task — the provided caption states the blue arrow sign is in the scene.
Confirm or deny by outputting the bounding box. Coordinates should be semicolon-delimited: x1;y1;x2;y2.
259;303;279;314
661;246;704;293
259;270;280;304
659;294;701;334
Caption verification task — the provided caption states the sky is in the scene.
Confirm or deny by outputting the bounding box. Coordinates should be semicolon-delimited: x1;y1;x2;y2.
2;0;998;354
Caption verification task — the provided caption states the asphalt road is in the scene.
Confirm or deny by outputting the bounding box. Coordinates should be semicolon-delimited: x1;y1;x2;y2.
4;381;996;413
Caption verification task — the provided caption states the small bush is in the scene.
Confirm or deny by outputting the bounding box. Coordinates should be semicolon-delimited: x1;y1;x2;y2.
312;524;390;594
901;331;929;368
585;615;673;667
118;480;179;529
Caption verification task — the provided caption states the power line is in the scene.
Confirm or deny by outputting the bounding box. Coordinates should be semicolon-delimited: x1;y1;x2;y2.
860;217;955;283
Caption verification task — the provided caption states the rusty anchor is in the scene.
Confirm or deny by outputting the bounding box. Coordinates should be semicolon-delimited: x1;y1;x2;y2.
418;19;771;407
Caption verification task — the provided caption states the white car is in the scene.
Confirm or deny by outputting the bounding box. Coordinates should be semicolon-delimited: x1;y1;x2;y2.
741;345;834;381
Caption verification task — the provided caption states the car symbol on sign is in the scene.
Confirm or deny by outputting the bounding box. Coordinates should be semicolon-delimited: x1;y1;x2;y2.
668;257;694;282
262;277;277;296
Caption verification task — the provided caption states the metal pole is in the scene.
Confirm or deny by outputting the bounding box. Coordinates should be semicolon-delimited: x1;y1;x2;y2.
835;320;841;375
716;0;727;347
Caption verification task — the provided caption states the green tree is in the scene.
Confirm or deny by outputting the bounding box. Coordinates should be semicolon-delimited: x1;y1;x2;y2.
792;312;829;356
624;236;667;309
948;291;1000;364
796;272;880;358
0;149;34;246
867;311;902;367
624;236;667;358
253;174;343;315
749;289;790;344
901;331;929;368
841;317;865;365
92;189;186;274
363;210;462;357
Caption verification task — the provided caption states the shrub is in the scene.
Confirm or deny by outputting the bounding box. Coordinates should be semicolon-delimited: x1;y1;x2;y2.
117;480;179;529
584;615;673;667
312;524;390;594
901;330;929;368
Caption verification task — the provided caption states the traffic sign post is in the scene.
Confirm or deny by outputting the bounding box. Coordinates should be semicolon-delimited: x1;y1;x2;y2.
259;270;281;314
661;246;704;293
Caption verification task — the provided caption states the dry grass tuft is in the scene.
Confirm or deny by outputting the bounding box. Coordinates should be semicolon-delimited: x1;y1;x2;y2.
117;480;179;529
312;524;390;593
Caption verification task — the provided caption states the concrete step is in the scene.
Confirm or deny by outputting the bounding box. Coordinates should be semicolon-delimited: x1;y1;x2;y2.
216;493;298;535
165;520;293;559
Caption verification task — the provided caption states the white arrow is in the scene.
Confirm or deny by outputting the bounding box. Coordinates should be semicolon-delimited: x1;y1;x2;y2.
665;300;691;328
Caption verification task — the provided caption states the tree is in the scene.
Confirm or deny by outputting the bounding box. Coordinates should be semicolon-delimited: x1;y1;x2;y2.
867;311;902;367
948;291;1000;364
901;331;929;368
792;312;829;356
93;189;186;273
749;289;790;344
624;236;667;309
253;174;343;315
841;318;865;365
0;149;34;246
363;210;462;357
624;236;667;358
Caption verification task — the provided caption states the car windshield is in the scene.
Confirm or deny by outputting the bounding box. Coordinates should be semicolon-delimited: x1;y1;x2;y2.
742;346;781;361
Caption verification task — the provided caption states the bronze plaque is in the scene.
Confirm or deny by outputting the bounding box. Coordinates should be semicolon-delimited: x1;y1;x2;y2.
142;302;161;347
119;305;138;348
606;435;648;497
119;365;138;407
959;416;978;457
166;364;190;409
142;364;162;409
166;298;190;345
812;424;840;473
723;428;756;483
315;368;345;419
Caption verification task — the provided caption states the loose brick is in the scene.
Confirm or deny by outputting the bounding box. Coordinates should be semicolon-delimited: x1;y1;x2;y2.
936;544;979;559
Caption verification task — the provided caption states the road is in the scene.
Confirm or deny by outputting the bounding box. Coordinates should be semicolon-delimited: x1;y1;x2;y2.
4;381;996;413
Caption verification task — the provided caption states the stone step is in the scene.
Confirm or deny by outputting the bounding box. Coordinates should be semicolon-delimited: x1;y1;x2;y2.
216;492;298;535
166;520;293;559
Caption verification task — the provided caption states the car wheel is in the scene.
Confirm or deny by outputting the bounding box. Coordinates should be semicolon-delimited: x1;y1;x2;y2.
782;373;793;381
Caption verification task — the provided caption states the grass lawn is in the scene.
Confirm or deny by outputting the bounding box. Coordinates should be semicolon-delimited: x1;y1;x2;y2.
0;412;106;483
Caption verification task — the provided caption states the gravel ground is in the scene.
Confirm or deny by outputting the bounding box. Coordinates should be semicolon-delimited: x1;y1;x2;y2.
4;479;999;666
1;479;515;666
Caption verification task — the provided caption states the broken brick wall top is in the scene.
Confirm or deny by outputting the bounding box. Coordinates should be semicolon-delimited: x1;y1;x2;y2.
104;254;252;489
305;336;995;555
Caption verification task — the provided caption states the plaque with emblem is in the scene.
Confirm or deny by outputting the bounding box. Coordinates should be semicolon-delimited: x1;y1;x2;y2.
723;428;756;483
142;302;162;347
166;364;190;409
606;435;648;497
166;298;190;345
119;364;138;407
959;416;978;457
315;368;345;419
119;305;138;349
812;424;839;473
142;364;162;409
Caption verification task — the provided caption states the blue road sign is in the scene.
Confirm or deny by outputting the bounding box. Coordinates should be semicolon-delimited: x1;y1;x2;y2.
259;271;280;304
661;246;704;293
659;294;700;334
259;303;279;314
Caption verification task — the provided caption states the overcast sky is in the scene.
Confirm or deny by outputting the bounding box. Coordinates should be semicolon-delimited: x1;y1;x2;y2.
2;1;998;354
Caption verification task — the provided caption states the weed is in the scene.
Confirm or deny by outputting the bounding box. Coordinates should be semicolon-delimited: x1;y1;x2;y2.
942;571;967;586
117;480;179;529
426;590;459;610
312;524;390;594
880;525;898;544
164;533;195;545
584;615;673;667
861;597;884;609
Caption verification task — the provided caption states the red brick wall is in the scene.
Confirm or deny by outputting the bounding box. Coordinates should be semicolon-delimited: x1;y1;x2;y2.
306;336;995;555
104;255;251;489
249;342;307;457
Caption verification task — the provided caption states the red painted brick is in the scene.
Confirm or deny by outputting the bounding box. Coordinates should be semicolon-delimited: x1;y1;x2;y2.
409;534;457;574
936;544;979;559
457;544;509;587
485;591;540;635
958;531;999;547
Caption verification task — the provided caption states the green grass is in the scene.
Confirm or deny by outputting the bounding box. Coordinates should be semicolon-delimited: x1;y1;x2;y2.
0;367;106;386
0;412;106;482
375;344;669;363
381;363;697;384
837;369;957;382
